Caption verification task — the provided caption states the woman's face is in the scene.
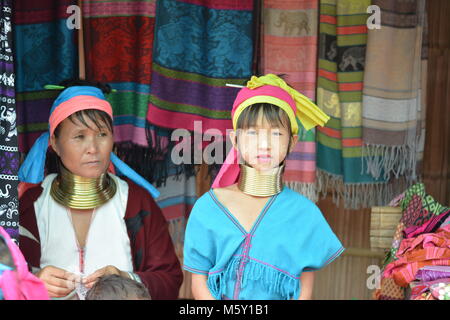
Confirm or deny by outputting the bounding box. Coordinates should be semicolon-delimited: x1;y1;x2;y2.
50;115;113;179
231;111;297;172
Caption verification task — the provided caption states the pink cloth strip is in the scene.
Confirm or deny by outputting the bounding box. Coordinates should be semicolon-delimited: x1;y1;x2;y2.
0;227;49;300
49;95;113;137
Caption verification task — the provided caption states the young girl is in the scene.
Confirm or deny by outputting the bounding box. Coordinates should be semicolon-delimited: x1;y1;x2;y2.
183;74;344;300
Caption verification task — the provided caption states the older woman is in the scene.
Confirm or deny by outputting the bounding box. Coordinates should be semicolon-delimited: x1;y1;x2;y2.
18;80;182;299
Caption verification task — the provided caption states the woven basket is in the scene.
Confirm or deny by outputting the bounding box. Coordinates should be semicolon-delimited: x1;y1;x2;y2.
370;206;403;250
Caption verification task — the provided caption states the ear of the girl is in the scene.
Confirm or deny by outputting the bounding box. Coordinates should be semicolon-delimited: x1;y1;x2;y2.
289;134;298;153
229;130;238;150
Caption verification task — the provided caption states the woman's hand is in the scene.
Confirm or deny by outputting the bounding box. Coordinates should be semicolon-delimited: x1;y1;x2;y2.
36;265;78;298
82;265;128;289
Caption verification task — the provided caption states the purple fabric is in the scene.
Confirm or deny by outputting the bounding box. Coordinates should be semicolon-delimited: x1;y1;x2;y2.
404;210;450;239
416;266;450;282
0;87;14;97
286;152;316;161
16;99;53;126
151;70;237;111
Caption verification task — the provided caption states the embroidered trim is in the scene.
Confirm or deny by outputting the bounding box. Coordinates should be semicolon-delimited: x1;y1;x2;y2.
323;246;345;266
208;268;224;275
183;265;209;275
208;190;247;235
233;254;300;280
208;190;278;235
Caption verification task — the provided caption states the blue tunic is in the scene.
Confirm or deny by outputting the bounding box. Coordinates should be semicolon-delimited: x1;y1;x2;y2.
183;187;344;300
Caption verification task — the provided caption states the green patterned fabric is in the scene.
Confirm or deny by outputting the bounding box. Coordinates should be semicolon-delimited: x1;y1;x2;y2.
382;183;449;268
316;0;387;209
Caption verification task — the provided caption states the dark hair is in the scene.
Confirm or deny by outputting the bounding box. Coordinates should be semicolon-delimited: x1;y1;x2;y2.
85;274;151;300
53;79;114;137
0;236;14;269
52;109;113;138
58;78;112;95
235;103;292;135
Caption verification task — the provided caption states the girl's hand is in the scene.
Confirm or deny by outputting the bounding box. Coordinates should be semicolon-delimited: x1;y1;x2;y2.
191;273;216;300
298;271;314;300
82;265;128;289
36;265;78;298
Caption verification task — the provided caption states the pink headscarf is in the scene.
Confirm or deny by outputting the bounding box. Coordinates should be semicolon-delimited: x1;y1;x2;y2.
48;95;113;137
0;227;49;300
212;74;329;188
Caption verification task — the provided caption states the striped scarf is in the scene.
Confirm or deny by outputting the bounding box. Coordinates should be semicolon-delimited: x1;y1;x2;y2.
316;0;388;209
14;0;78;153
146;0;255;179
362;0;427;183
261;0;320;202
82;0;164;185
83;0;156;148
82;1;198;241
154;167;197;257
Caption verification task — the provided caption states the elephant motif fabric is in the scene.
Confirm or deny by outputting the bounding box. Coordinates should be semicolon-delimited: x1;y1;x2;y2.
260;0;320;202
275;11;311;37
316;0;389;209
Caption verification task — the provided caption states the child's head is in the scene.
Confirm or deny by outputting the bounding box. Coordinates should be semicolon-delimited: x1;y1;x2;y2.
230;102;297;171
212;74;330;189
85;274;151;300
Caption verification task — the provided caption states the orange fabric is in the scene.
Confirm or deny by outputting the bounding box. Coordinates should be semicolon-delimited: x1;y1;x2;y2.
383;227;450;287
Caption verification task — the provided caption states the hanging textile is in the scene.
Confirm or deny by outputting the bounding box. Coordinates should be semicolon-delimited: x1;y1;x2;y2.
82;0;157;181
362;0;427;184
0;0;19;241
146;0;255;176
13;0;78;153
143;0;255;253
316;0;393;209
155;168;197;257
261;0;320;201
82;1;203;253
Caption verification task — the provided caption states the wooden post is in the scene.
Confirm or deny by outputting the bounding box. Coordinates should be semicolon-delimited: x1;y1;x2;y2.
78;0;85;80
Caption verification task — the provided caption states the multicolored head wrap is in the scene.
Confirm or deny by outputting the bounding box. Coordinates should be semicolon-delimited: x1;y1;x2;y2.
18;86;160;198
212;74;330;188
0;226;49;300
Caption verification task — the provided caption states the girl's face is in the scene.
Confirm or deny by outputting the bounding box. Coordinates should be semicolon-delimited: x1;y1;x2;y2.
231;110;297;172
50;115;113;179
